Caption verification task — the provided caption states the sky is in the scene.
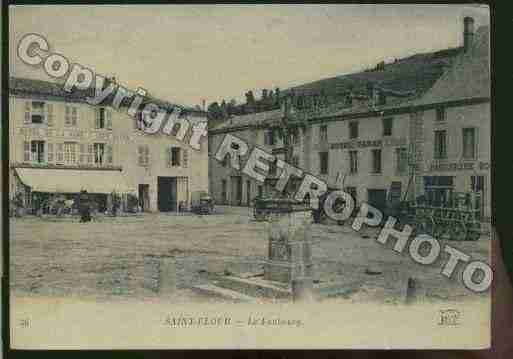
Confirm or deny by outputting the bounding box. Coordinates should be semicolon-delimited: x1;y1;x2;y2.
9;4;489;108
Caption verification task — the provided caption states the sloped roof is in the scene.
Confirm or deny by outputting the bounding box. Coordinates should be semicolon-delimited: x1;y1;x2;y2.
9;77;201;114
416;26;490;105
283;47;463;98
211;108;283;131
214;45;464;131
10;77;95;101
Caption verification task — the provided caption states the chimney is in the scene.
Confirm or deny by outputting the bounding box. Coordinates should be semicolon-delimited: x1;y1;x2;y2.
463;16;475;53
275;87;281;105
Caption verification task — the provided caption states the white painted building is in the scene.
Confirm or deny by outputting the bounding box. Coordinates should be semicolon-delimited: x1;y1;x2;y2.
9;77;209;213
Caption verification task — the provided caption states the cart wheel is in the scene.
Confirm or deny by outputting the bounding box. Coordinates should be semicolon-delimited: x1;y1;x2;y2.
450;222;467;241
432;220;446;239
466;222;481;241
467;230;480;241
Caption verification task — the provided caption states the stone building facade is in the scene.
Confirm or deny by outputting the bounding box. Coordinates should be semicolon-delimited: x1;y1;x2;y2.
209;18;491;221
9;77;209;213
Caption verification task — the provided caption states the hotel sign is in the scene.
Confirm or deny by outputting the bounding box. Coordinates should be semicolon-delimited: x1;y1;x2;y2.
17;127;136;144
330;137;406;150
429;161;491;172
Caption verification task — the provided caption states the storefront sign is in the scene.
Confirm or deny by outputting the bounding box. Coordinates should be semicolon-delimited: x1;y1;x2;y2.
17;127;134;144
429;161;491;172
330;137;406;150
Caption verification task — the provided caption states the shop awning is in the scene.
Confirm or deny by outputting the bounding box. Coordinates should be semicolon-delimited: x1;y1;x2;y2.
15;168;136;194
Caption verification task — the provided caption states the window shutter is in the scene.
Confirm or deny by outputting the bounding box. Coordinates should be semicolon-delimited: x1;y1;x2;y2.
72;107;78;126
95;108;100;129
166;147;172;168
106;109;112;130
79;144;86;163
65;106;71;126
56;143;64;163
87;144;93;164
46;103;54;127
23;141;30;162
24;102;31;124
47;143;54;163
183;148;188;168
475;128;479;159
138;146;143;166
134;112;139;130
106;145;113;164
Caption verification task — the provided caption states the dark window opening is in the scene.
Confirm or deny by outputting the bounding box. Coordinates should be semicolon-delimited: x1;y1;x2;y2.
320;152;329;175
372;149;382;174
383;117;393;136
171;147;181;166
349;121;358;139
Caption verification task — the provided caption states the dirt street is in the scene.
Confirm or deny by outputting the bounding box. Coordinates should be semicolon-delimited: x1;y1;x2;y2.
10;206;491;303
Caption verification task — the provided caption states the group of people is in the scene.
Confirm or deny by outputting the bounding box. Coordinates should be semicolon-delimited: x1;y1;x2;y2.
78;190;92;223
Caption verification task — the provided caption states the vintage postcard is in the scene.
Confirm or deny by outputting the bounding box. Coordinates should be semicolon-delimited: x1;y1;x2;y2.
7;4;492;349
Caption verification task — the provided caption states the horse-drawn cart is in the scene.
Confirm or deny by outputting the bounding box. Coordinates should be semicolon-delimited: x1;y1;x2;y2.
409;192;482;241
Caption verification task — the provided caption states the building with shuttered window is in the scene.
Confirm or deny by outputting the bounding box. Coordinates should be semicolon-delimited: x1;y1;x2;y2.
9;77;208;213
208;18;490;222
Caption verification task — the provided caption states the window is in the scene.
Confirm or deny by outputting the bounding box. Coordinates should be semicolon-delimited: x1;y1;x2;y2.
64;142;77;164
94;143;105;165
292;128;300;145
471;175;485;219
182;149;188;168
349;150;358;174
26;140;45;163
56;144;64;163
65;106;78;126
79;144;86;164
138;145;149;166
291;155;299;167
23;141;30;162
382;117;393;136
319;125;328;142
64;107;72;126
349;121;358;139
396;147;408;175
170;147;181;167
105;144;113;164
319;152;329;175
47;143;54;162
24;101;53;125
258;185;263;198
269;159;277;177
97;108;105;128
434;130;447;159
87;144;94;164
462;127;477;159
135;112;144;130
96;107;112;129
371;149;382;174
436;107;446;122
265;129;276;146
30;101;45;124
